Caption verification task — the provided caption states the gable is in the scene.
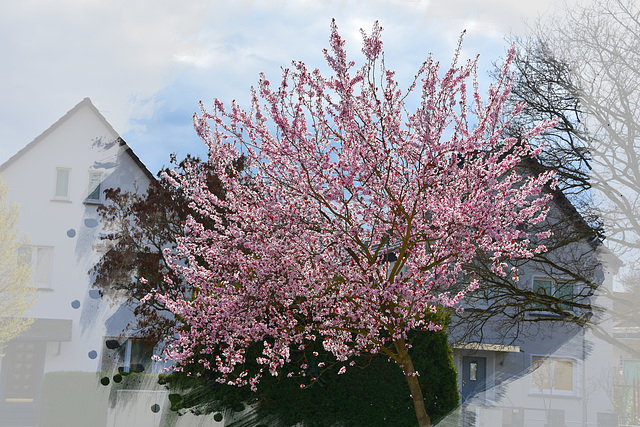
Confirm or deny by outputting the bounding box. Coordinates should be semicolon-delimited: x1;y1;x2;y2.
0;98;154;182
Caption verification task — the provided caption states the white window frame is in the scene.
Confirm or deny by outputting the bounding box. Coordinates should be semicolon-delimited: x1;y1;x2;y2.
86;171;102;203
54;168;71;200
21;246;54;289
530;355;578;397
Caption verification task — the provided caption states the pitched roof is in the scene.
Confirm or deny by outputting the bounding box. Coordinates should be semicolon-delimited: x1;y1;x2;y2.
520;156;601;245
0;97;155;181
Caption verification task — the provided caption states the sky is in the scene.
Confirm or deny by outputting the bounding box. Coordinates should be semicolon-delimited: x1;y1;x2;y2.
0;0;564;174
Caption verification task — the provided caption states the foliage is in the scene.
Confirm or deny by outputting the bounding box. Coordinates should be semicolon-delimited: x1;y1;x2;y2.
40;372;110;427
160;319;458;427
95;151;461;425
151;21;555;426
91;154;238;343
0;178;37;349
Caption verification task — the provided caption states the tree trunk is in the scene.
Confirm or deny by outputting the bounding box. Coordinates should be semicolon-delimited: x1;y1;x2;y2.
394;337;432;427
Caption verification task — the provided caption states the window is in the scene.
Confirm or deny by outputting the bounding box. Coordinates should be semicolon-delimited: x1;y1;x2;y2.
531;356;575;394
54;168;70;199
533;278;573;311
124;339;154;373
86;171;102;202
20;246;53;289
101;337;154;374
469;361;478;380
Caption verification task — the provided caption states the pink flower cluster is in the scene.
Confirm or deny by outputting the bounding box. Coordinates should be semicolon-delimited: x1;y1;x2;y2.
150;21;555;390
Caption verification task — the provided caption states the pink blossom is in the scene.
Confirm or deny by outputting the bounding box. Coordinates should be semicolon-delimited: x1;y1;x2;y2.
150;21;554;398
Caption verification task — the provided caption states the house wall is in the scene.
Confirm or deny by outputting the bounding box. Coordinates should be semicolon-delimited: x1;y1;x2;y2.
0;100;153;426
451;323;615;426
447;194;617;426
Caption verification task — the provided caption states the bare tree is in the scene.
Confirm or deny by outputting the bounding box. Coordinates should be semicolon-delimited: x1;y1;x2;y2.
453;0;640;358
539;0;640;262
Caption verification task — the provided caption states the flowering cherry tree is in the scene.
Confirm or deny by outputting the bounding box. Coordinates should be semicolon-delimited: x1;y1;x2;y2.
150;21;555;426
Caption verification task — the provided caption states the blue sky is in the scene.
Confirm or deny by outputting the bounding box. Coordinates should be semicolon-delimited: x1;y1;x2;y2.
1;0;563;174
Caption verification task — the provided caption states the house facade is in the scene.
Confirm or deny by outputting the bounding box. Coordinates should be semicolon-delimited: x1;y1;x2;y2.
0;99;222;427
444;191;619;426
611;290;640;426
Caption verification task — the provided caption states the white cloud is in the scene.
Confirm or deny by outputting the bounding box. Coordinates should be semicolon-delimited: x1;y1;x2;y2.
0;0;210;157
0;0;560;171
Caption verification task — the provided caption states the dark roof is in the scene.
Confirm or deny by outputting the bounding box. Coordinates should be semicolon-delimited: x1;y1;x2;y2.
520;156;600;246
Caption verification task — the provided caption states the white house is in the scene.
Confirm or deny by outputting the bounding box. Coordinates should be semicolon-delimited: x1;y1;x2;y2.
0;99;223;427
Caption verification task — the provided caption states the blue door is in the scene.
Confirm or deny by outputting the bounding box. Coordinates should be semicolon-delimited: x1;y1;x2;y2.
462;356;486;402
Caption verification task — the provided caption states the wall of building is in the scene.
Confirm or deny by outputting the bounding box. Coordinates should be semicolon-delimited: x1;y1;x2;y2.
0;100;154;426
